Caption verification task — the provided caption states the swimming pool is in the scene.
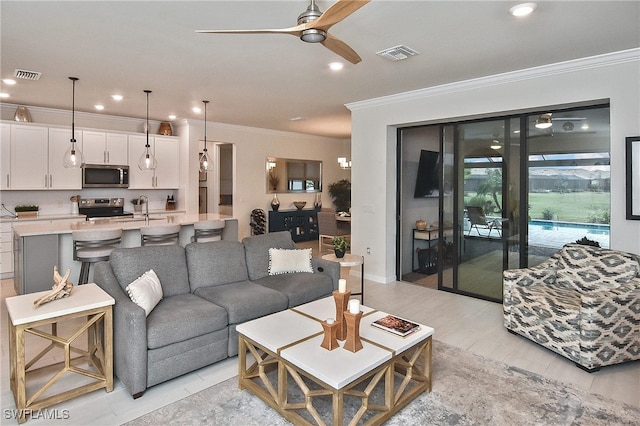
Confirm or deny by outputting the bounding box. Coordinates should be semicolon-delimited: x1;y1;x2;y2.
528;220;610;248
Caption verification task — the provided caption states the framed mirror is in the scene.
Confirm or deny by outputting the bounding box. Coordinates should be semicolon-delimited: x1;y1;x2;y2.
267;157;322;193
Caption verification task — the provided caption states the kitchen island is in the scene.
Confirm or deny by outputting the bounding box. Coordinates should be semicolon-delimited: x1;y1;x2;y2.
12;213;238;294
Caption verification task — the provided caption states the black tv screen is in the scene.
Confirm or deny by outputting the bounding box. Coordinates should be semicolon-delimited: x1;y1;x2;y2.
413;150;440;198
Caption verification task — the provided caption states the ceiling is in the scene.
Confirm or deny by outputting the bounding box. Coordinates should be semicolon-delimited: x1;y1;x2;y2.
1;1;639;139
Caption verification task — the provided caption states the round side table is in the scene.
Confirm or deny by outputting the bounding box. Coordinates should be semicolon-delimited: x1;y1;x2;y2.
321;253;364;303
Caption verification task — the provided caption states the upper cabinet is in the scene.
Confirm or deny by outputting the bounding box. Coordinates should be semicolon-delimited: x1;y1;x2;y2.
9;125;80;190
82;130;128;165
128;135;179;189
1;124;10;190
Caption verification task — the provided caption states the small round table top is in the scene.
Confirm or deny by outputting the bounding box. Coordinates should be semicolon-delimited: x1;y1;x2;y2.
321;253;363;267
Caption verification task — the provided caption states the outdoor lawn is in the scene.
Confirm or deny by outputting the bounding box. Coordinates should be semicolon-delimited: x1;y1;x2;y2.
528;191;611;223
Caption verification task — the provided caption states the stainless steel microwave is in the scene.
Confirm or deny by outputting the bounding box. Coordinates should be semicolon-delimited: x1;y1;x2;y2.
82;164;129;188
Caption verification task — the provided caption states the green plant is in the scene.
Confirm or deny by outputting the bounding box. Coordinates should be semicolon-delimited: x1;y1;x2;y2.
541;208;554;220
331;236;350;251
328;179;351;212
14;205;39;212
575;236;600;247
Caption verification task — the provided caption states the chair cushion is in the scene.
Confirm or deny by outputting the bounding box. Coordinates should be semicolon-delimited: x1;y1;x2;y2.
243;231;295;281
186;241;249;291
514;284;581;329
147;293;228;349
110;245;191;297
556;244;639;293
194;280;288;324
253;272;333;308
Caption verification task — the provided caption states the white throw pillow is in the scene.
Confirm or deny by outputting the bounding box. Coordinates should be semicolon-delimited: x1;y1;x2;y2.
268;248;313;275
125;269;163;316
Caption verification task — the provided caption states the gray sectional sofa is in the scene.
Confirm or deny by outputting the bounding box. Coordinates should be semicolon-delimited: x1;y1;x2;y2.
93;231;339;398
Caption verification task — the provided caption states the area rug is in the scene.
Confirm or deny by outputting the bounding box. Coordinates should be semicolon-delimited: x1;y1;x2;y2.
124;340;639;425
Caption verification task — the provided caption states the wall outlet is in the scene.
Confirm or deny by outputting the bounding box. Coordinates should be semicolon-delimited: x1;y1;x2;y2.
366;247;371;254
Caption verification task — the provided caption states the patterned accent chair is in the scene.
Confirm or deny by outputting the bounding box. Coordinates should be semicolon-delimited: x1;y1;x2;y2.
503;243;640;372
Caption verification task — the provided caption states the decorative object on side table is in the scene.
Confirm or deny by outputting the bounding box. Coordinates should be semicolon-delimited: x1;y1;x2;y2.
15;204;39;218
271;194;280;211
293;201;306;210
331;236;350;258
416;219;427;230
333;288;350;341
314;193;322;210
320;318;339;350
343;299;363;352
34;266;74;308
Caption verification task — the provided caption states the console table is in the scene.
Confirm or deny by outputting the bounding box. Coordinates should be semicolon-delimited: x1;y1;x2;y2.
412;226;453;274
268;209;318;242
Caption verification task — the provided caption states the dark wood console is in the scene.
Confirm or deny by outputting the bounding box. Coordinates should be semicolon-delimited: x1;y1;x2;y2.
268;209;318;242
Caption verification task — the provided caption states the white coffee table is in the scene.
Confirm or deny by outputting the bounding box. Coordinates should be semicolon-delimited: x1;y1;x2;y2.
237;296;434;425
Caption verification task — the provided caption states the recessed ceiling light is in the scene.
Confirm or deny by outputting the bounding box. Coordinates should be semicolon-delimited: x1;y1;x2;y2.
329;62;343;71
192;107;201;113
111;94;123;101
510;3;537;17
2;79;16;85
290;116;304;121
94;104;105;110
168;114;176;120
0;93;9;98
581;123;589;130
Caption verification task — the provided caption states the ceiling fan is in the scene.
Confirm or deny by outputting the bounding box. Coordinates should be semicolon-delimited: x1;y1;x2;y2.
196;0;370;64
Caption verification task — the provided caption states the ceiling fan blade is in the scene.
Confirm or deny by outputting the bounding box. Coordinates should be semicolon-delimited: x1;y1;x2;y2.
311;0;370;31
196;24;305;37
321;33;362;64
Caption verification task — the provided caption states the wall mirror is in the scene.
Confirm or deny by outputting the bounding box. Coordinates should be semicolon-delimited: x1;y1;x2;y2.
266;157;322;193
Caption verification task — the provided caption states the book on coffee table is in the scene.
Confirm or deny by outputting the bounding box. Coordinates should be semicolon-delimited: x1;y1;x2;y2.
371;314;421;337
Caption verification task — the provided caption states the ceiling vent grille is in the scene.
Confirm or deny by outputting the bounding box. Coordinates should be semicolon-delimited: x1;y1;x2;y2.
14;69;42;81
376;45;419;61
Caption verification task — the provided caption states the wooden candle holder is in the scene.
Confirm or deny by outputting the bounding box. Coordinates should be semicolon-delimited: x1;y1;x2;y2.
320;320;339;351
333;290;350;341
343;310;363;353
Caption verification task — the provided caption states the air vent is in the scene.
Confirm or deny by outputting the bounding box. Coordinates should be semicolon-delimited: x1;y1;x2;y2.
14;69;42;81
376;45;419;61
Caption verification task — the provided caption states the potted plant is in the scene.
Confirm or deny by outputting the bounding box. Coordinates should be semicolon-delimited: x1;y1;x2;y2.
328;179;351;213
15;205;39;218
130;198;146;213
331;236;350;258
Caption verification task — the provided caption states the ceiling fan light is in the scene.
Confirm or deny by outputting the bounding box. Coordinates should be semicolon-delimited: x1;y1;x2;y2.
300;29;326;43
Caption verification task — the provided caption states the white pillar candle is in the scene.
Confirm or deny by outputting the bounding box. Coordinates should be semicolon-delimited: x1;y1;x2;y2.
348;299;360;314
326;318;335;325
338;279;347;293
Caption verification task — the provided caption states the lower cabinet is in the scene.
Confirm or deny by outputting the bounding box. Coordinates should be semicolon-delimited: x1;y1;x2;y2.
13;234;59;295
268;209;318;242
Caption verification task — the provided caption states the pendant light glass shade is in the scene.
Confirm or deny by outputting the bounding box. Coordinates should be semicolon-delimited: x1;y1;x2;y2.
63;77;84;168
138;90;157;170
199;100;213;173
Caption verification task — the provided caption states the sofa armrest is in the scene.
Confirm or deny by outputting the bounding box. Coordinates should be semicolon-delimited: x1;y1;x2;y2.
93;261;149;397
503;263;558;327
311;257;341;291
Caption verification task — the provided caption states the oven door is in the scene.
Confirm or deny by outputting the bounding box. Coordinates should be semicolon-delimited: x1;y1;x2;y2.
82;164;129;188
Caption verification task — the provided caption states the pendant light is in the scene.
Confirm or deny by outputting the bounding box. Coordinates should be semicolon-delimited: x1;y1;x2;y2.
199;100;213;172
63;77;84;168
138;89;157;170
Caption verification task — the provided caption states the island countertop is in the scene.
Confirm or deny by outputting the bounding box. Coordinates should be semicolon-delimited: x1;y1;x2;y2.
12;213;235;237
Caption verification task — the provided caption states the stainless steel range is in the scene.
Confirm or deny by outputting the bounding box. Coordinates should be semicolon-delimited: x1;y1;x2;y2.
78;197;133;220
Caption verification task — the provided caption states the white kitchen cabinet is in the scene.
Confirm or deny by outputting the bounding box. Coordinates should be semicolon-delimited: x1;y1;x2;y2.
128;134;179;189
1;123;10;190
8;125;81;190
82;130;128;165
48;127;82;189
10;125;48;189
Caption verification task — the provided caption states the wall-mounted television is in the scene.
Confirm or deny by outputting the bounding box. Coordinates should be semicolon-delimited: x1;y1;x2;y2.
413;150;441;198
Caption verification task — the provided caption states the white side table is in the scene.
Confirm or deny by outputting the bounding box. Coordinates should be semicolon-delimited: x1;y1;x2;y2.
5;283;114;423
321;253;364;303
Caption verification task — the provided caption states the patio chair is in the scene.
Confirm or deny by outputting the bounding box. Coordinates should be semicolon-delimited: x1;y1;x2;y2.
465;206;502;237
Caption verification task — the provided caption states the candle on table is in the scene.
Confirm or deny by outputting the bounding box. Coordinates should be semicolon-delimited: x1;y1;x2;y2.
326;318;335;325
348;299;360;314
338;279;347;293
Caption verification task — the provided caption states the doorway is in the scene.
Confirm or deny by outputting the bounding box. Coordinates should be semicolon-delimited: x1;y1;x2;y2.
397;104;611;302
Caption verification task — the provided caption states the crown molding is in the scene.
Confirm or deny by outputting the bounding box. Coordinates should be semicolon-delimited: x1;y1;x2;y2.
346;48;640;111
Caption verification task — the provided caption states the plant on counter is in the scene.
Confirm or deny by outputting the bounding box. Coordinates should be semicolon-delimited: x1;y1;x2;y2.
14;205;39;212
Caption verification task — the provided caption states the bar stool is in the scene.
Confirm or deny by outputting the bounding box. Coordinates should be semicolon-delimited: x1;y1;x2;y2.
72;228;122;284
140;224;181;246
192;220;225;242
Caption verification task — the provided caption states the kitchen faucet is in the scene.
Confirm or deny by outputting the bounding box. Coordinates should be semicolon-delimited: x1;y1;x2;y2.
138;194;149;225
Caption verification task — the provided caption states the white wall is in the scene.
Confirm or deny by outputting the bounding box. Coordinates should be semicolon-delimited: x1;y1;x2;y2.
348;49;640;284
